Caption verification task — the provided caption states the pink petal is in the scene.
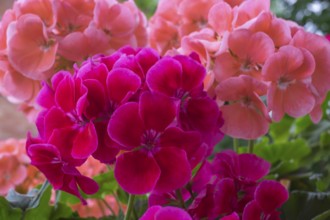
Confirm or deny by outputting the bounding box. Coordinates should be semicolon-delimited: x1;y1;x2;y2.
72;122;98;159
208;2;233;34
114;150;161;194
228;29;252;59
214;52;243;82
146;58;182;97
58;32;89;62
108;102;144;149
220;103;269;139
7;14;57;80
267;84;285;122
255;180;289;214
247;32;275;64
107;68;141;104
36;83;55;109
140;92;176;132
153;147;191;193
283;82;315;118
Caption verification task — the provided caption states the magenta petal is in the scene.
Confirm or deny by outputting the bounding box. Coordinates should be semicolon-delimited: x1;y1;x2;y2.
136;47;160;75
174;55;206;92
153;147;191;193
27;144;63;189
83;79;106;118
140;92;176;132
213;178;237;215
76;175;99;195
242;201;263;220
107;68;141;104
108;103;144;149
140;205;162;220
255;180;289;214
114;150;161;194
221;212;240;220
55;75;75;112
72;122;98;159
36;83;55;108
155;206;192;220
238;154;271;181
146;58;182;96
43;107;73;139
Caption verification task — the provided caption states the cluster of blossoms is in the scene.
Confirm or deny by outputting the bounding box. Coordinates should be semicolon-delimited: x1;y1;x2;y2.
150;0;330;139
26;46;224;204
0;0;147;118
141;150;288;219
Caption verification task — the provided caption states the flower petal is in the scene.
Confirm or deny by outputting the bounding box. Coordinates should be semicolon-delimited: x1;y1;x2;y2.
238;154;271;181
107;68;141;104
140;92;176;132
114;150;161;194
255;180;289;214
153;147;191;193
72;122;98;159
108;102;144;149
146;58;182;96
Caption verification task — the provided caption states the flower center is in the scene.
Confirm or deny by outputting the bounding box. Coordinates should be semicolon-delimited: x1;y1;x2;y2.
142;130;160;150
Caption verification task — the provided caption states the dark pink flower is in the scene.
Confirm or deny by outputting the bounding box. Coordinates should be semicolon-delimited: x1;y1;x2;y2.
108;92;192;194
243;180;289;220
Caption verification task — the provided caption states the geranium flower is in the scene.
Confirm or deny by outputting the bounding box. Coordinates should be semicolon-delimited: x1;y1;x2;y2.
108;92;192;194
216;75;270;139
262;45;316;122
214;29;275;81
243;180;289;220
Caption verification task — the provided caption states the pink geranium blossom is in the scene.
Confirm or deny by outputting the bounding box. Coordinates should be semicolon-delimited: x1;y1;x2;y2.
262;45;316;121
216;75;270;139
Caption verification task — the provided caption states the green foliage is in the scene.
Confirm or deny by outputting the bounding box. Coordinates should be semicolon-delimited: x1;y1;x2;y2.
282;191;330;220
0;197;22;219
135;0;158;18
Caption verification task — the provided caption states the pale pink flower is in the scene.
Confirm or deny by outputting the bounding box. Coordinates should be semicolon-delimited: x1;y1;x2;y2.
290;30;330;123
216;75;270;139
7;14;58;80
246;12;292;48
262;45;316;121
214;29;275;82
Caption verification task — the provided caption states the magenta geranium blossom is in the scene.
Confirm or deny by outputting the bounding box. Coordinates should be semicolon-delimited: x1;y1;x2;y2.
140;205;192;220
108;91;192;194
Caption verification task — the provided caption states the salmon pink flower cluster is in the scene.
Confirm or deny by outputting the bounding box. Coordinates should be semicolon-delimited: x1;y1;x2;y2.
26;46;224;203
150;0;330;139
0;0;147;115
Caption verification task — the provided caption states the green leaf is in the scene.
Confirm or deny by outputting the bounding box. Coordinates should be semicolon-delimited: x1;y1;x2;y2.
312;209;330;220
0;197;22;219
269;116;295;142
282;191;330;220
50;202;73;220
59;191;80;205
90;171;118;199
24;185;52;220
254;139;310;175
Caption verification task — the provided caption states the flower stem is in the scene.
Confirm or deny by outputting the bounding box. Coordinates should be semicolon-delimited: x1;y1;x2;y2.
29;180;50;208
176;189;186;209
248;140;254;153
233;138;239;152
124;194;136;220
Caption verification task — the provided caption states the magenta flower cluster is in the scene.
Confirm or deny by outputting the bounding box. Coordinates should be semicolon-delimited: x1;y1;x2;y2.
25;46;224;203
147;150;288;219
